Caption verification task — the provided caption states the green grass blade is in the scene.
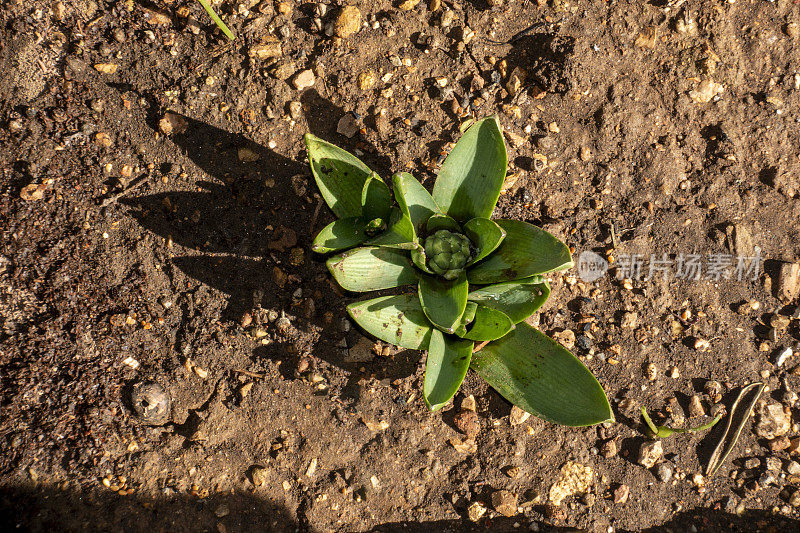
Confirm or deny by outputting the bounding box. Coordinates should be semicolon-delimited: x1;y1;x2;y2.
197;0;235;41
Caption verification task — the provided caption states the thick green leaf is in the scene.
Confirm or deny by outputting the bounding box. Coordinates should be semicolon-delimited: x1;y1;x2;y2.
418;273;468;334
468;277;551;323
471;323;613;426
426;214;461;234
467;220;573;284
393;172;440;235
347;294;433;350
424;329;474;411
361;176;392;223
454;301;479;337
366;208;417;249
327;247;418;292
460;305;514;341
312;216;368;253
305;134;375;218
463;217;506;265
432;116;507;222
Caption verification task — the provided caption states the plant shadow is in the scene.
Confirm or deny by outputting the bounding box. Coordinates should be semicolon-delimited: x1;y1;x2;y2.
123;110;418;403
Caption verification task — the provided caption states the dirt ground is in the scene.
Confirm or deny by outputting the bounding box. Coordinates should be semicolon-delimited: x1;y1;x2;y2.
2;0;800;531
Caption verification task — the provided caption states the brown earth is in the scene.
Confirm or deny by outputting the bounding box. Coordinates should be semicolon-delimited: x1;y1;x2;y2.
2;0;800;531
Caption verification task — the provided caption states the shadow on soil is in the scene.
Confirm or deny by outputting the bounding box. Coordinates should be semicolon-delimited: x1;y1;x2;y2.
3;483;798;532
122;107;417;402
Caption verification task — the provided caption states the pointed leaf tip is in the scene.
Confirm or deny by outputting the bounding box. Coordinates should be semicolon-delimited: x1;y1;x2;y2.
471;323;612;426
424;329;474;411
432;117;507;222
306;134;375;219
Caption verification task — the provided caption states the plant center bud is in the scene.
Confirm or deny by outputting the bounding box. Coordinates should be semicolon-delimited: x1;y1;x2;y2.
423;229;473;280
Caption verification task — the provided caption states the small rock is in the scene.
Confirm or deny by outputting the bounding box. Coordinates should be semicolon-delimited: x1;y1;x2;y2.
249;465;268;486
19;183;48;201
613;484;629;504
549;462;593;506
769;436;791;452
689;79;724;103
345;336;374;363
634;26;657;49
688;395;705;417
621;311;638;329
336;113;359;138
786;460;800;476
553;329;575;349
215;503;230;518
334;6;361;38
249;39;282;59
776;262;800;301
638;440;663;469
504;466;521;479
94;63;118;74
130;382;170;425
291;69;316;90
362;418;390;431
791;490;800;507
655;463;673;483
600;439;617;458
159;112;187;136
491;490;518;517
357;70;377;90
440;9;454;27
509;405;530;426
453;409;481;438
755;403;791;439
467;501;487;522
398;0;421;10
766;457;783;471
461;394;477;412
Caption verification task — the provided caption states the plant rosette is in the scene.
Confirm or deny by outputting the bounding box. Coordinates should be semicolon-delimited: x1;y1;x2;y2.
306;117;613;426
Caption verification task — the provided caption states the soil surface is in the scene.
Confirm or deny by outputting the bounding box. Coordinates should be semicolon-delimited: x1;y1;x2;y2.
2;0;800;531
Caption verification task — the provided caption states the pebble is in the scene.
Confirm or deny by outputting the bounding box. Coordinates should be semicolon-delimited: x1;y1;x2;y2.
646;363;658;382
776;262;800;301
398;0;421;10
130;381;170;425
786;460;800;476
491;490;518;517
249;39;282;59
288;101;303;120
335;6;361;38
688;395;705;417
357;70;377;90
467;501;487;522
755;403;791;439
600;439;617;458
655;463;673;483
766;457;783;471
440;9;454;27
689;79;724;103
613;484;629;504
553;329;575;349
215;503;230;518
453;409;481;438
549;462;594;505
292;69;316;90
638;440;663;469
791;490;800;507
336;113;359;138
509;405;531;426
249;465;268;486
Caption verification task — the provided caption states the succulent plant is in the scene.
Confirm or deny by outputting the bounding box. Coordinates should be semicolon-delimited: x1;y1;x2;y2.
306;117;612;426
